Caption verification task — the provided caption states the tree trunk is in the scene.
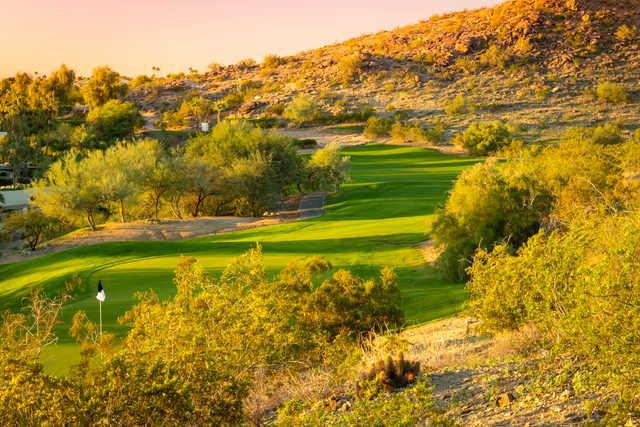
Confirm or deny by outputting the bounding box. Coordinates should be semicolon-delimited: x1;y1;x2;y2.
154;195;161;222
170;194;183;219
193;194;204;218
30;233;40;251
217;110;222;124
119;199;126;223
87;209;96;231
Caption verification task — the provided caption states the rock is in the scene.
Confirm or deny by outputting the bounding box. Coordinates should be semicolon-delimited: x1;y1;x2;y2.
496;392;515;407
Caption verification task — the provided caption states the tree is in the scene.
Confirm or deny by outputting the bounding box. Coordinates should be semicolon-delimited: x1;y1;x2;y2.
81;66;127;108
136;141;173;222
433;159;552;280
283;95;323;126
85;100;143;147
100;140;161;222
227;153;278;216
184;158;224;217
186;121;305;215
304;143;351;192
2;210;57;251
33;152;106;230
453;121;512;155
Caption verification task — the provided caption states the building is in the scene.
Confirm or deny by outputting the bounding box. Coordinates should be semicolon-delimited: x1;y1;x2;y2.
0;190;31;215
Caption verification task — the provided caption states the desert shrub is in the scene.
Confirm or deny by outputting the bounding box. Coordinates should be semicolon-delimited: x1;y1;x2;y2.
283;94;324;125
453;121;512;155
390;120;446;145
266;102;286;115
434;139;627;280
364;116;392;139
467;211;640;415
444;94;474;115
455;57;478;75
275;381;452;426
479;43;510;70
262;54;286;68
237;58;257;69
596;81;630;104
615;24;638;44
337;53;363;85
0;247;406;424
563;123;624;145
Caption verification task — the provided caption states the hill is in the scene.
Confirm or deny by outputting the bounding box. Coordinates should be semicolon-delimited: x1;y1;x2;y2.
129;0;640;143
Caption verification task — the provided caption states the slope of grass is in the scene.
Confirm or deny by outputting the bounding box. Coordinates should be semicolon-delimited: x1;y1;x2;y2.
0;144;478;375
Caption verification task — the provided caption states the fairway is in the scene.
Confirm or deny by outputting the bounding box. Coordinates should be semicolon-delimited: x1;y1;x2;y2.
0;144;478;374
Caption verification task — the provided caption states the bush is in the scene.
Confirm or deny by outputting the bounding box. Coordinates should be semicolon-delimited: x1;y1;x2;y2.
0;247;407;424
364;116;392;139
563;123;625;145
303;143;351;192
237;58;256;69
616;24;638;44
467;211;640;414
390;121;446;145
479;44;510;70
337;54;363;85
444;94;474;116
275;381;451;426
596;81;630;104
262;54;285;68
453;121;512;155
85;100;144;146
433;160;551;280
283;95;323;125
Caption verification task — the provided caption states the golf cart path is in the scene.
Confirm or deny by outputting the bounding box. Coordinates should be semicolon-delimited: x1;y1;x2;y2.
0;192;328;265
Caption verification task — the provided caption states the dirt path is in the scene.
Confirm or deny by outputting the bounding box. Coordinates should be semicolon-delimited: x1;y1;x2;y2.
0;193;327;265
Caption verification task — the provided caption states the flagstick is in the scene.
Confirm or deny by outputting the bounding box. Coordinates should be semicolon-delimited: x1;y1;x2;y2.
99;300;103;343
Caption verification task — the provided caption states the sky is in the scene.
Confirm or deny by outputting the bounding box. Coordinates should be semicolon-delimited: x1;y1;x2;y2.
0;0;502;78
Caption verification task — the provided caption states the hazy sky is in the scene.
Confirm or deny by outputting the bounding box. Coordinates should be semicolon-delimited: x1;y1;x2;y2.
0;0;502;78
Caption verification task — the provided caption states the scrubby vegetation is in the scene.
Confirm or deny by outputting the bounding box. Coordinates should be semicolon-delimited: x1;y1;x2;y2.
3;0;640;423
0;247;405;423
433;125;640;419
453;121;513;155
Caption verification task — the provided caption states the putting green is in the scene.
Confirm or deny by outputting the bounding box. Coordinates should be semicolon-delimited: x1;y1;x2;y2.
0;144;478;375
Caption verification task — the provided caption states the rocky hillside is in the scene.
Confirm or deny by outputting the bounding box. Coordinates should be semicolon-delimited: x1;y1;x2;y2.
129;0;640;142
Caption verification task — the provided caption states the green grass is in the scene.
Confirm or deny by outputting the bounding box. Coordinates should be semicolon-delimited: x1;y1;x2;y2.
0;144;478;375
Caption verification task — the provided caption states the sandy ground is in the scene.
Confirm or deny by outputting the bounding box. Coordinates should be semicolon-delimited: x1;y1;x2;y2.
275;125;369;152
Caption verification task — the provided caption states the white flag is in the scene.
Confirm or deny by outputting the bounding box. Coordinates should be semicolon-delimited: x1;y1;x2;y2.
96;280;106;302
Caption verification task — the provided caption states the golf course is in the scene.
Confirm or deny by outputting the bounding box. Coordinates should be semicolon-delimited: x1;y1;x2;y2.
0;144;477;375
